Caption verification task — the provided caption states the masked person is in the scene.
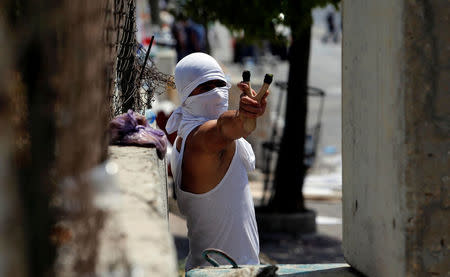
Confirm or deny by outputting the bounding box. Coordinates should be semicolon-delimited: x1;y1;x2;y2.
166;53;268;271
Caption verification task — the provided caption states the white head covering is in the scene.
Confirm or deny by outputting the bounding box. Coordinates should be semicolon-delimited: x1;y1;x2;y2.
165;52;255;172
165;52;231;138
174;52;230;104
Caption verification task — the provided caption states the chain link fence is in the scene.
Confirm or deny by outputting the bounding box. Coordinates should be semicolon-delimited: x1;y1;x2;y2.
111;0;174;118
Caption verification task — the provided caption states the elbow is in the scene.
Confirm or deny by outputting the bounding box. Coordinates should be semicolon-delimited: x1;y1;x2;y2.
242;125;253;138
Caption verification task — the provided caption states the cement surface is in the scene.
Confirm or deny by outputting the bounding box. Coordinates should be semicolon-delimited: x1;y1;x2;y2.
342;1;407;276
95;146;177;276
186;264;358;277
342;0;449;276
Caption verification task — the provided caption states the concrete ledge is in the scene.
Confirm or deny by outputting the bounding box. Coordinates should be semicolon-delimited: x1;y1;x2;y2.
95;146;177;276
187;263;361;276
256;210;317;234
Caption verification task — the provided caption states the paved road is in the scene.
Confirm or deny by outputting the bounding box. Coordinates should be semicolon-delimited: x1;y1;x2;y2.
169;199;343;266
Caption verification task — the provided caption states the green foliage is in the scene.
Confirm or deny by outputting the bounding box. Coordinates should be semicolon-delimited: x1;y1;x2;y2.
175;0;340;41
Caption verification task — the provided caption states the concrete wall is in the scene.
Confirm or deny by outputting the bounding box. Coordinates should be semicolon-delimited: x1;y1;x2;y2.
342;1;449;276
403;1;450;275
97;146;176;276
53;146;177;276
53;146;178;276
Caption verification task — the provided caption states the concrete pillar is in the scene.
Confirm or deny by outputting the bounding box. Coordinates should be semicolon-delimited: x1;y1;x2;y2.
342;1;449;276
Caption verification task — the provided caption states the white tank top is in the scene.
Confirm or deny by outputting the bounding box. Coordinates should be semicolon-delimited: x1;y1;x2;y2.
170;132;260;271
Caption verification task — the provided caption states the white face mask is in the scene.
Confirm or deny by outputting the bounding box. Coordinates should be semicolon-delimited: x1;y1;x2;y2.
182;87;229;120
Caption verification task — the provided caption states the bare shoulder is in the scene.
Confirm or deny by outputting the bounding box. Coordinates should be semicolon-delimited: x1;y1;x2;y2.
183;123;235;172
188;120;234;154
181;123;236;194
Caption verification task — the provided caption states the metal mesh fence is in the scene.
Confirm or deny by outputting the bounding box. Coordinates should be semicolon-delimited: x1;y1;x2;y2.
111;0;174;118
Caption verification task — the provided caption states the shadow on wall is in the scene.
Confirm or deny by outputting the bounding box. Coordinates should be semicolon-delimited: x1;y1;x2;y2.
173;235;189;261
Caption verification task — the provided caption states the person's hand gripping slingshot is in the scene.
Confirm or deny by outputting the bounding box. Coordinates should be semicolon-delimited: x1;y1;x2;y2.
237;71;273;133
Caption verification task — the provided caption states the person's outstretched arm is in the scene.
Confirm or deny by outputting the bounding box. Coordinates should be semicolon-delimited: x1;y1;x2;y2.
191;85;269;154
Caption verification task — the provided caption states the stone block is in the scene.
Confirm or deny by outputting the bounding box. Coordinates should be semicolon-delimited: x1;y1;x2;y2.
187;264;358;277
342;1;450;276
94;146;177;276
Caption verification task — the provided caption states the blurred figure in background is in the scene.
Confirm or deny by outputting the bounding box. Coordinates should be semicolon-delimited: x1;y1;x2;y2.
185;19;206;54
171;15;206;61
322;7;339;44
171;14;188;61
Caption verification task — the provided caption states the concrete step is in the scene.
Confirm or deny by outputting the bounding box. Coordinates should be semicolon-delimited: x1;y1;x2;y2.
186;263;360;277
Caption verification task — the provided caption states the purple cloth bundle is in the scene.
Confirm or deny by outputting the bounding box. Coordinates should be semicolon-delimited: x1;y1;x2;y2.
110;110;167;159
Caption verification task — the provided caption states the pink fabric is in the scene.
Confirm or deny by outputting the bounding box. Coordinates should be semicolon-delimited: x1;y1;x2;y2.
110;110;167;159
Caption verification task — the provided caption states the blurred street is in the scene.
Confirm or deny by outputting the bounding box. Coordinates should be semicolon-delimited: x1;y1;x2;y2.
208;8;342;201
2;0;444;275
209;5;343;236
166;5;344;270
